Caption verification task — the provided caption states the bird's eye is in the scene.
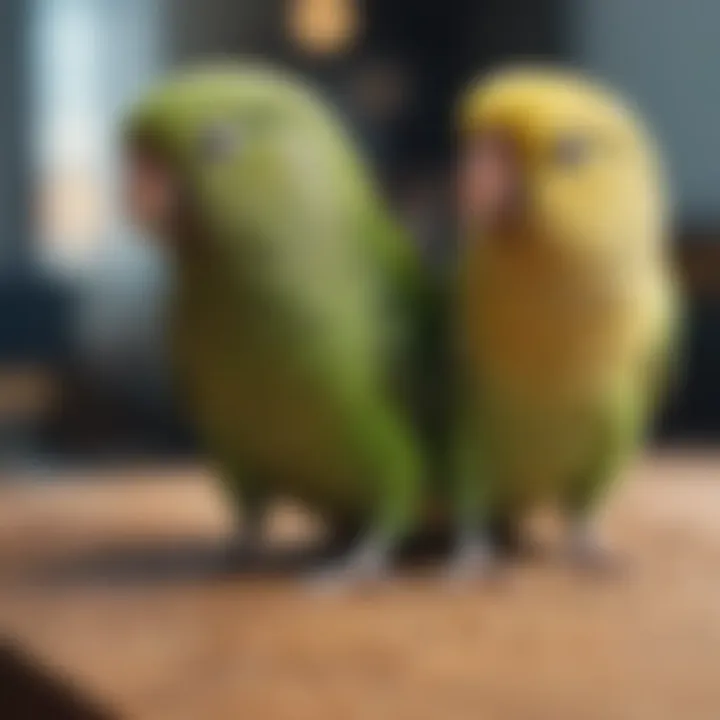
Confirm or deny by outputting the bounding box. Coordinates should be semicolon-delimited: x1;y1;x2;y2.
198;121;242;163
552;134;592;168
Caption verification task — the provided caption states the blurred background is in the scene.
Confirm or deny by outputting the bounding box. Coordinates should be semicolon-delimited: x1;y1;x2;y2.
0;2;719;718
0;0;718;465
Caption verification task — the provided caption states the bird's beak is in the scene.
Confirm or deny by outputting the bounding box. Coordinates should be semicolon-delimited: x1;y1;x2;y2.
458;131;523;233
124;149;176;238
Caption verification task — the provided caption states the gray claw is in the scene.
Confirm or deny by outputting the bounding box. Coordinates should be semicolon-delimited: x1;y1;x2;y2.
306;535;393;593
565;524;621;574
445;535;498;585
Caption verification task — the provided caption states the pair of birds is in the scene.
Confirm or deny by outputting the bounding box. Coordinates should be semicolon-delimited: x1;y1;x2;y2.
123;63;678;586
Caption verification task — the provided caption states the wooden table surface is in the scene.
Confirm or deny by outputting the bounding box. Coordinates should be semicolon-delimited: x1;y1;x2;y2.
0;452;719;720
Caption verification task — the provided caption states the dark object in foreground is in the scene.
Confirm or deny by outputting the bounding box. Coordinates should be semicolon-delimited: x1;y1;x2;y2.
0;641;116;720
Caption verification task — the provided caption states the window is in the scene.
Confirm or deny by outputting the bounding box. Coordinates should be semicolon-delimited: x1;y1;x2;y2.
32;0;166;272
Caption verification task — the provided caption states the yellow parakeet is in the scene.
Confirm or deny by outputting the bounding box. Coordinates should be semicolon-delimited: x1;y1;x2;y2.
451;67;680;574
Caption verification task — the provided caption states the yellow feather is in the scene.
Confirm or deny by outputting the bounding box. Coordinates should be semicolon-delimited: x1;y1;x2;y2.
459;67;672;407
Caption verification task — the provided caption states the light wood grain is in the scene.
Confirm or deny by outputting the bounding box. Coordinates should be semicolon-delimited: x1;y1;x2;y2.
0;452;719;720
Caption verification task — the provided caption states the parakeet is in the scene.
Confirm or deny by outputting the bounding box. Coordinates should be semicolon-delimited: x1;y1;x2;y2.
451;67;679;573
122;64;445;584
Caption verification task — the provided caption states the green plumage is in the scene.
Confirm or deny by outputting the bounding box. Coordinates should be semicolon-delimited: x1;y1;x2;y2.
125;65;445;559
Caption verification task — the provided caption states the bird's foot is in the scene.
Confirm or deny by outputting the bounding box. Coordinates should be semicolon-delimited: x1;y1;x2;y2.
444;535;499;586
564;526;622;575
306;536;392;594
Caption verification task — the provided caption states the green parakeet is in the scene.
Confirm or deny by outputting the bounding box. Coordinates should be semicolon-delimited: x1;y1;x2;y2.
122;64;445;583
451;67;680;573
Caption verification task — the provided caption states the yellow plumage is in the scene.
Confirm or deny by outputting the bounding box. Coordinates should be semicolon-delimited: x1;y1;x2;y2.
460;67;673;405
453;67;679;552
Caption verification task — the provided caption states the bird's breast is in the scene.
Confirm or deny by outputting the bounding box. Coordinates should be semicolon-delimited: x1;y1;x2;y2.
466;255;663;403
